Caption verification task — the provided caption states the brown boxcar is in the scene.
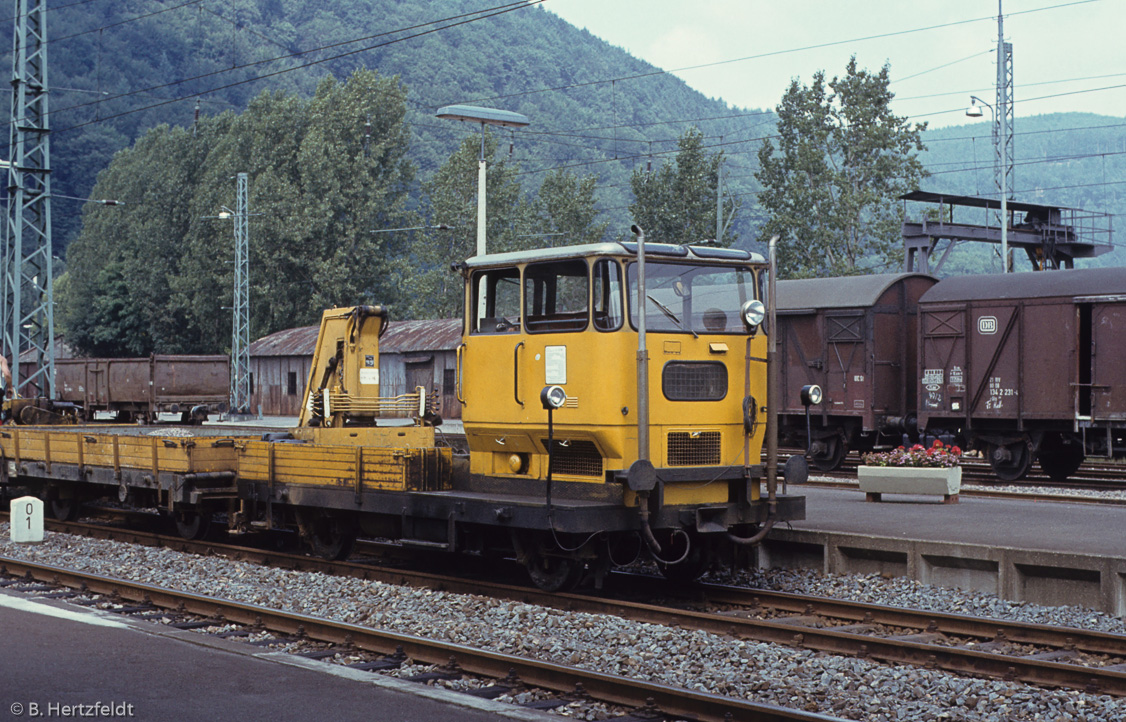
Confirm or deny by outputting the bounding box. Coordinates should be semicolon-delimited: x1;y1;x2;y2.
776;273;937;470
55;355;230;422
917;267;1126;481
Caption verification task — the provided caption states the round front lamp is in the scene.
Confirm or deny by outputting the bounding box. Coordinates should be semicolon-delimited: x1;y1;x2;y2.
741;299;766;331
800;384;823;407
541;385;566;410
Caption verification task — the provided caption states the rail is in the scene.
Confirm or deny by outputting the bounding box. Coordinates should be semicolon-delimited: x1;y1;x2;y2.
0;555;838;722
9;515;1126;697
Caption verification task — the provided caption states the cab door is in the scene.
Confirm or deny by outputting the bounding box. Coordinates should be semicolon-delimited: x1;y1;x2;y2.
461;267;526;425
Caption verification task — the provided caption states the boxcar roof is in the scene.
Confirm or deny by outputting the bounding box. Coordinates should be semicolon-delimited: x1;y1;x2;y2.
920;267;1126;304
776;273;936;311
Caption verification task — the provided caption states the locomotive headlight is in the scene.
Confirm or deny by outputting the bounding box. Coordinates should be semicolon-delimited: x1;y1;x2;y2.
541;385;567;410
801;384;823;406
741;299;766;331
507;453;528;473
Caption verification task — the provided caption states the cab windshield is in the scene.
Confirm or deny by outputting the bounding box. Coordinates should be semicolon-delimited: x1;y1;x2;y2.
627;262;757;335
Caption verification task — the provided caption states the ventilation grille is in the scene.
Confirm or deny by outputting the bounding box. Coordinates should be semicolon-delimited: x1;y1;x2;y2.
663;362;727;401
667;431;721;467
542;439;603;477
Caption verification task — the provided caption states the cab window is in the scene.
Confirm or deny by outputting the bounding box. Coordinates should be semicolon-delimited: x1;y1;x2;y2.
593;259;623;331
628;262;756;335
471;268;520;334
524;260;588;333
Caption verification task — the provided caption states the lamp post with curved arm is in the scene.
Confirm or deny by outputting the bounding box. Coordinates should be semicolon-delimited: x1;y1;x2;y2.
435;105;530;257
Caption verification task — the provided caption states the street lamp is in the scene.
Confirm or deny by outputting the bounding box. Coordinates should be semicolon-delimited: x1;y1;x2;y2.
967;95;1009;273
435;105;530;257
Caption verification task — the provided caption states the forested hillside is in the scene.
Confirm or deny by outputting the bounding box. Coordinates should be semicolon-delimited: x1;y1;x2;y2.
3;0;767;249
5;0;1122;356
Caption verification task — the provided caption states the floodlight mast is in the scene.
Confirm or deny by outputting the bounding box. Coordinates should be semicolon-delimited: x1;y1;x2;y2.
435;105;529;257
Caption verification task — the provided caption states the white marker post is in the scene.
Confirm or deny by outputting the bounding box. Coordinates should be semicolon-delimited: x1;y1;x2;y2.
10;496;44;544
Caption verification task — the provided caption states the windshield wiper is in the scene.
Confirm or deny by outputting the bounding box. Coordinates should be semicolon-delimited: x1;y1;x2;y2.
646;295;697;338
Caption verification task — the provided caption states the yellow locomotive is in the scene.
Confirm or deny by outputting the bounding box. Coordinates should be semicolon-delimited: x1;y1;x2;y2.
1;233;805;590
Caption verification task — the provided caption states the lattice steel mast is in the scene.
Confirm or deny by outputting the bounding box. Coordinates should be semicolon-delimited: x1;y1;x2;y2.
995;0;1014;271
3;0;54;397
230;172;250;414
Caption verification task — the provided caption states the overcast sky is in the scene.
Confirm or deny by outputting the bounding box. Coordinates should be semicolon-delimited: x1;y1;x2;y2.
544;0;1124;127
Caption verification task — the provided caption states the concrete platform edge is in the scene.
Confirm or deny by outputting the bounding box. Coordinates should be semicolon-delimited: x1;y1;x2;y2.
761;528;1126;616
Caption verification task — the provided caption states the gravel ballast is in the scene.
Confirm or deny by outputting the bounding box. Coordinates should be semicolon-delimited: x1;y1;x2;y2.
2;524;1123;722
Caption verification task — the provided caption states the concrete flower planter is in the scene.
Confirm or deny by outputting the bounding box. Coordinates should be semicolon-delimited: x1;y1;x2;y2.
858;465;961;504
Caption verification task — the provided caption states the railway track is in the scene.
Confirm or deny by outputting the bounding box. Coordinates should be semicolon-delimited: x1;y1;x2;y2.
7;515;1126;699
0;553;836;722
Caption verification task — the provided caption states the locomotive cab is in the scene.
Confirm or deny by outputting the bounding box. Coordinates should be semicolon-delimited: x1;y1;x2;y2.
457;241;804;587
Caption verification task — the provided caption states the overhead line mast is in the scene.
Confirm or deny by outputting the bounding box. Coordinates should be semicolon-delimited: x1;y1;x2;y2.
996;0;1014;272
3;0;55;397
231;172;250;416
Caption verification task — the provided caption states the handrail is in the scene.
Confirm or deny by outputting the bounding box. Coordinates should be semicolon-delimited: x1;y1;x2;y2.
513;341;525;407
455;344;466;405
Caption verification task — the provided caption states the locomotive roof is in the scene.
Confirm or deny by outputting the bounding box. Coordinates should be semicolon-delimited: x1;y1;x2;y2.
461;242;765;269
776;273;937;311
920;266;1126;304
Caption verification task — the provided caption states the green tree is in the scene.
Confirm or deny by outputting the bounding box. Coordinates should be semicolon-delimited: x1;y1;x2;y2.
535;169;609;245
628;128;739;246
756;57;928;277
61;70;417;356
410;132;537;319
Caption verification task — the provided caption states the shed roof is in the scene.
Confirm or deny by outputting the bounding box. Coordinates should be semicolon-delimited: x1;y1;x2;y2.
920;267;1126;304
380;318;462;353
776;273;936;311
17;337;76;363
248;325;319;357
249;319;462;358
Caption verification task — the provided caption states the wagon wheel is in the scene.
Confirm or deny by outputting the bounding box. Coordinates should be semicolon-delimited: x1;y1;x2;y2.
810;437;847;472
297;511;356;561
656;531;712;584
986;442;1033;482
525;553;585;592
1037;433;1085;482
172;509;212;540
47;495;81;522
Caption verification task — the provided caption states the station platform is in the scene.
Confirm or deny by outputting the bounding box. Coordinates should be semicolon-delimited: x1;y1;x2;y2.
0;590;552;722
762;485;1126;615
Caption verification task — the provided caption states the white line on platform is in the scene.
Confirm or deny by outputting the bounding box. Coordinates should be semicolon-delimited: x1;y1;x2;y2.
0;591;131;629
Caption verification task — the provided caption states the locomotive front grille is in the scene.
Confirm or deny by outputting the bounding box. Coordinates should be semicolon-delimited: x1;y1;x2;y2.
667;431;721;466
663;361;728;401
542;439;603;477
